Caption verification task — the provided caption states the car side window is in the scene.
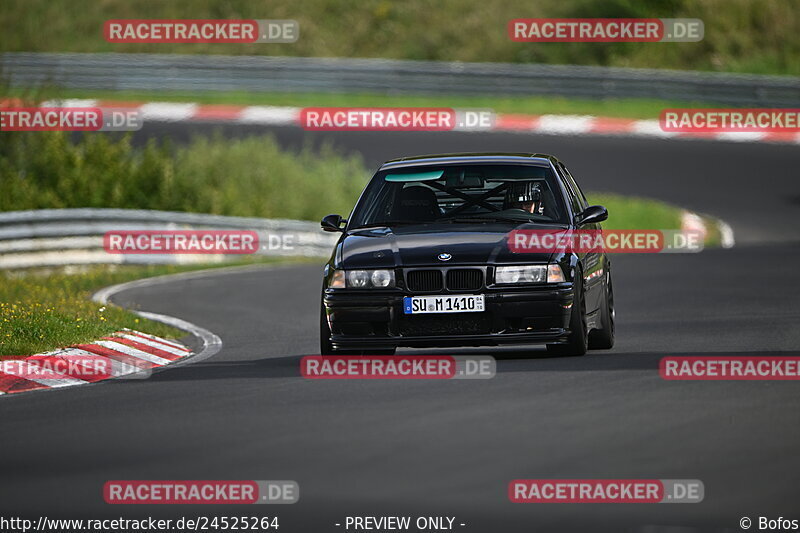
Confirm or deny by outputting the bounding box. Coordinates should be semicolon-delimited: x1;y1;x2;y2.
556;163;584;217
560;163;589;211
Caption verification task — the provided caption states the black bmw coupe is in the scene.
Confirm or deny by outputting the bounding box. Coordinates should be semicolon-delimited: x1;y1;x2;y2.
320;153;614;356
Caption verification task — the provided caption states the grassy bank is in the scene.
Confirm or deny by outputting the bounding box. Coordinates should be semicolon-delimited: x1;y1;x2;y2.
8;87;706;120
0;266;184;357
589;193;682;230
0;131;367;221
0;258;304;357
1;0;798;76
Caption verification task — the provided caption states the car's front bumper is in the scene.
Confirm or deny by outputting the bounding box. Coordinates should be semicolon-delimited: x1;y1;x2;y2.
324;285;573;350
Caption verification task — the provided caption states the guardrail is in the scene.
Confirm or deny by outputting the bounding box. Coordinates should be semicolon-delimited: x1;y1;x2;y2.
0;208;337;269
2;52;799;107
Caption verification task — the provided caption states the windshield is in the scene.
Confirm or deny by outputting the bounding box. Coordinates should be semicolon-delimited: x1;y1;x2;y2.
348;164;569;228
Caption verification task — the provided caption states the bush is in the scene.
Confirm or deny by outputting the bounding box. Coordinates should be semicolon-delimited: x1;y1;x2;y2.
0;131;369;220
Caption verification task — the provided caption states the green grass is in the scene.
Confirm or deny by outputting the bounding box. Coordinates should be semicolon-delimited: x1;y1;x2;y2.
1;0;798;76
0;257;306;357
588;192;682;230
9;87;712;121
0;266;185;357
590;191;724;248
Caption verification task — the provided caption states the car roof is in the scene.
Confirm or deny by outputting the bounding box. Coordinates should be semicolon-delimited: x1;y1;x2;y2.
379;153;557;170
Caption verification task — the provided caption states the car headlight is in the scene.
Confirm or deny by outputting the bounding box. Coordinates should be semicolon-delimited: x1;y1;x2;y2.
495;264;564;284
331;269;395;289
347;270;370;288
371;269;393;288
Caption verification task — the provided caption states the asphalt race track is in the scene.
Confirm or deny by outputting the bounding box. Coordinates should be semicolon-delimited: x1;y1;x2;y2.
4;125;800;532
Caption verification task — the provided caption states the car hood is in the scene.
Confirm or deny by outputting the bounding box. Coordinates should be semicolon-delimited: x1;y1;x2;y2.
339;222;568;268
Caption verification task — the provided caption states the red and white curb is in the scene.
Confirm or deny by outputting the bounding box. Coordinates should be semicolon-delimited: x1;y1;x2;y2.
681;210;735;249
0;266;229;397
22;98;800;145
0;329;192;395
495;113;800;145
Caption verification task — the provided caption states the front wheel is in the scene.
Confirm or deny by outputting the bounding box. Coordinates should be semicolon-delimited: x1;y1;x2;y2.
588;273;615;350
546;268;588;357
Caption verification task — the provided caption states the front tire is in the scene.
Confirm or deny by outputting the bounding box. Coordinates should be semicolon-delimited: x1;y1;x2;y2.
547;268;588;357
588;273;615;350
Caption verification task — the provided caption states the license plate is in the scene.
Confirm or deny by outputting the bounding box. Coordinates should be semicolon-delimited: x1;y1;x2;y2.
403;294;485;314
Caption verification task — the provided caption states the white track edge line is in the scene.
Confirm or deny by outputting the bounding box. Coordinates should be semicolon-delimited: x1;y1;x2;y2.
91;263;306;365
89;264;295;366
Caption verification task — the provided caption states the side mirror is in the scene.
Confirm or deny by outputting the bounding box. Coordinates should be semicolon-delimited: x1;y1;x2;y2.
577;205;608;226
321;214;346;232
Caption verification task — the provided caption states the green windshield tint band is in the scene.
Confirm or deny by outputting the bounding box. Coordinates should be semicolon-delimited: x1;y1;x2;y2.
385;170;444;182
